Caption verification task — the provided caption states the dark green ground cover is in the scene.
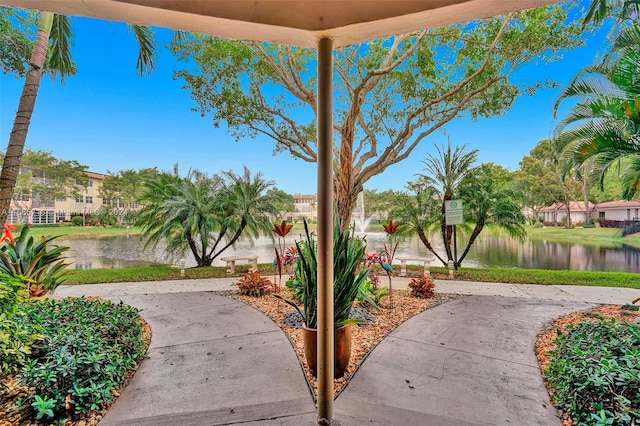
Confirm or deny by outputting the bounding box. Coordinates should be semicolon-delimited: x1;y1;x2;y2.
545;318;640;425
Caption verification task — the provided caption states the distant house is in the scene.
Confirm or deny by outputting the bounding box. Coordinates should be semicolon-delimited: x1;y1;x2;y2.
540;201;595;225
595;200;640;221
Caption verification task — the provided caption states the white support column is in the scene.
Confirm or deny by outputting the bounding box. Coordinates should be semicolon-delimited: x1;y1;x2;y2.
316;37;334;426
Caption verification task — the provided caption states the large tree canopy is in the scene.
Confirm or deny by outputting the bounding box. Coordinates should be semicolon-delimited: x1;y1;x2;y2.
172;4;582;229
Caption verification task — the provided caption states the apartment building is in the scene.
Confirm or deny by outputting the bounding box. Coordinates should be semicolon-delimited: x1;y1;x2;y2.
287;193;317;222
8;171;108;224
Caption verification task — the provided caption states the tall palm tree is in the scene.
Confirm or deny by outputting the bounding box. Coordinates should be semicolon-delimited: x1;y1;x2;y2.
0;9;156;226
416;142;478;262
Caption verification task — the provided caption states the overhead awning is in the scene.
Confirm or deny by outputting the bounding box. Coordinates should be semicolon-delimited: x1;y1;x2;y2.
3;0;559;47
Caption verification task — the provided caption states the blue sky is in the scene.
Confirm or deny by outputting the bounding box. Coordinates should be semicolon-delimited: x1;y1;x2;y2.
0;3;609;195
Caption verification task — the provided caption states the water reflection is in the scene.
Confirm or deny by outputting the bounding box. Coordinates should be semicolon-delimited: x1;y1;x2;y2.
57;232;640;273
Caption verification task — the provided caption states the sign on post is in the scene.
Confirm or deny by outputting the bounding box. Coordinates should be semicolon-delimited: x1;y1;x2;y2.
445;199;463;225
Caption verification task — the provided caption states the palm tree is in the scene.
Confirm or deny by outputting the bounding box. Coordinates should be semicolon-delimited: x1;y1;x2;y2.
416;142;478;262
221;167;277;248
554;0;640;198
554;48;640;197
583;0;639;28
391;183;444;264
455;164;526;267
137;167;276;267
0;9;156;226
393;163;525;269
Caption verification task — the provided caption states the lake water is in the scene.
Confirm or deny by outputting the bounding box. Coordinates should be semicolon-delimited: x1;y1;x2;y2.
58;231;640;273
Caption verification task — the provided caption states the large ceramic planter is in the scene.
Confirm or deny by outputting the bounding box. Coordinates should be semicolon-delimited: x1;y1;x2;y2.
302;325;352;378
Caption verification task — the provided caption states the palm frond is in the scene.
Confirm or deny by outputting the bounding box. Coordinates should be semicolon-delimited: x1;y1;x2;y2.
130;24;157;76
46;14;75;81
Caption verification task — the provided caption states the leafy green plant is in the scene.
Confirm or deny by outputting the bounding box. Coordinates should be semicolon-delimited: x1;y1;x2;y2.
545;318;640;426
14;297;147;422
408;274;436;298
276;219;369;328
235;271;273;296
71;216;84;226
0;273;41;378
0;227;69;297
31;394;56;420
0;271;28;311
358;280;388;308
285;277;303;302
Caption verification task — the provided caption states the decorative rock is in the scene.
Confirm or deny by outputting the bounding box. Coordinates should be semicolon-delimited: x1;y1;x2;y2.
283;306;376;329
634;317;640;325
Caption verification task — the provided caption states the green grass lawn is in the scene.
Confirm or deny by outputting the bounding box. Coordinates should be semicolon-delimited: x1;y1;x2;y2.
526;225;640;248
16;224;143;239
65;263;640;290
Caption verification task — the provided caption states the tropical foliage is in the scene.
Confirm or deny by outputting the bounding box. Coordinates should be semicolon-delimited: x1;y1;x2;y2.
554;0;640;199
172;5;582;229
136;166;276;267
545;317;640;425
276;219;369;329
0;227;69;297
393;144;525;269
7;298;147;423
235;271;273;297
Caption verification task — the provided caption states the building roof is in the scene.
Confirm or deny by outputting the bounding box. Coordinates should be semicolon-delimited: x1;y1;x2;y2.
85;171;107;179
597;200;640;209
541;201;594;213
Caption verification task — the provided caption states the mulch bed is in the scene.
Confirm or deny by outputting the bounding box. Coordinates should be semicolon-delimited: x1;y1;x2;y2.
535;305;640;426
229;288;465;397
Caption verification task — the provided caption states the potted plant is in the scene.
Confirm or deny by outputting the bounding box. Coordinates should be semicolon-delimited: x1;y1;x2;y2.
276;219;369;377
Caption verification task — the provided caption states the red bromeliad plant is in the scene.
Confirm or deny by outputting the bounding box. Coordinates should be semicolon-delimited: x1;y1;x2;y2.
1;223;16;245
272;220;294;290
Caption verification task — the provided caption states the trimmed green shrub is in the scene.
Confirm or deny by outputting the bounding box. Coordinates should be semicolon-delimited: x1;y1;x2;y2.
545;318;640;425
15;298;147;422
0;273;41;377
71;216;84;226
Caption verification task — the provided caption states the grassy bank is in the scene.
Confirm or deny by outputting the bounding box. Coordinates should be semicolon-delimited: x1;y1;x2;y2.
433;266;640;289
16;224;143;239
526;226;640;248
65;263;640;289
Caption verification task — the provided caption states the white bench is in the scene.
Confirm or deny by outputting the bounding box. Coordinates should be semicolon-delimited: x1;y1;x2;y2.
220;256;258;274
396;257;432;277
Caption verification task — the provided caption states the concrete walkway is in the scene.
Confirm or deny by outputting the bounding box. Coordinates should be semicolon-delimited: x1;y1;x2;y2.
53;278;639;425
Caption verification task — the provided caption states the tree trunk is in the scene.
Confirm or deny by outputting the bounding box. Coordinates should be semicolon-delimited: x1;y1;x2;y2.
581;178;591;225
417;229;447;266
440;197;453;261
336;131;354;232
0;12;54;227
456;222;484;267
